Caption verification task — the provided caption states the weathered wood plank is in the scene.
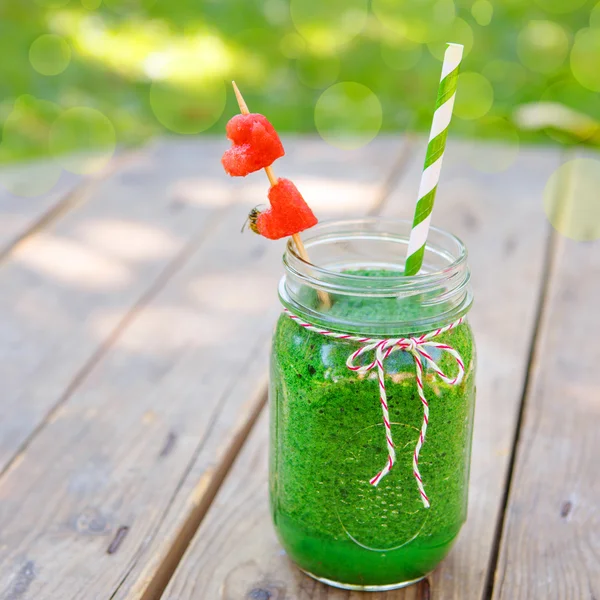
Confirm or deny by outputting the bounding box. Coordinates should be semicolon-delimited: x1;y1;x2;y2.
491;156;600;599
161;140;561;599
0;137;405;600
0;138;235;474
0;164;83;257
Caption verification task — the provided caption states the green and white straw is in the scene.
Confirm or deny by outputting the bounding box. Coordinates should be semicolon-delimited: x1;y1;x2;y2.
405;43;464;276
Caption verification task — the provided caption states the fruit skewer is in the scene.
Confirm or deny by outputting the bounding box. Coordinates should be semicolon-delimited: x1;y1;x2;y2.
231;81;331;308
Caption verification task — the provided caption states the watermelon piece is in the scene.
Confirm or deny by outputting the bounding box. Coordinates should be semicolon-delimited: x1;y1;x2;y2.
249;178;318;240
221;113;285;176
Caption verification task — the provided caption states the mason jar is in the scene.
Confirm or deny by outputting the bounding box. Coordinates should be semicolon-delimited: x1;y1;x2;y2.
269;218;476;591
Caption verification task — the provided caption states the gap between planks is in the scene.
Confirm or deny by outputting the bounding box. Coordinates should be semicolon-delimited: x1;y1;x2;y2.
0;198;233;481
0;150;143;266
486;147;600;599
0;138;243;479
481;229;557;596
480;148;570;600
128;384;268;600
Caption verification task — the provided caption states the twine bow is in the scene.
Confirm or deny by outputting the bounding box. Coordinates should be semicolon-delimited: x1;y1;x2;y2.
285;309;466;508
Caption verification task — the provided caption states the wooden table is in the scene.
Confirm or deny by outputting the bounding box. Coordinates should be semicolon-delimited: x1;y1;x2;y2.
0;137;597;600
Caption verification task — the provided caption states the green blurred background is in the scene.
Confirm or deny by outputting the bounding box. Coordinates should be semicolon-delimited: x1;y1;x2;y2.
1;0;600;167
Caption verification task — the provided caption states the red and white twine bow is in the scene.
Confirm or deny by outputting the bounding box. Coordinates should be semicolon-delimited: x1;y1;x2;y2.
285;309;466;508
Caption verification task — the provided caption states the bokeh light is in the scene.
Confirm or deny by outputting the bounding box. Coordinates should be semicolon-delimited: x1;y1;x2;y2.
471;0;493;26
482;60;528;100
380;38;423;71
2;0;598;169
296;54;340;89
516;20;569;74
280;32;306;59
533;0;587;14
541;80;597;113
0;95;62;197
262;0;291;27
454;72;494;120
290;0;368;53
372;0;456;44
149;78;226;135
428;18;474;60
543;159;600;241
570;28;600;92
465;117;520;173
0;96;60;162
49;107;116;174
0;163;62;198
314;82;382;150
29;34;71;76
231;28;279;88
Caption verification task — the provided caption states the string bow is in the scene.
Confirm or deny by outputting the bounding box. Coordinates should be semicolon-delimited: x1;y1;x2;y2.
285;309;466;508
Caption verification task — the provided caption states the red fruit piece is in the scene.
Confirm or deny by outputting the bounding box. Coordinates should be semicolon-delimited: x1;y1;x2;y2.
222;113;285;176
251;178;318;240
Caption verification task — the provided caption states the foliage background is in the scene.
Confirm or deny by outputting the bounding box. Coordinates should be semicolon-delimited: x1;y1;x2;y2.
1;0;599;165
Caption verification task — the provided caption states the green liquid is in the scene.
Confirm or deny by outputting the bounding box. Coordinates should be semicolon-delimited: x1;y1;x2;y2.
270;286;476;587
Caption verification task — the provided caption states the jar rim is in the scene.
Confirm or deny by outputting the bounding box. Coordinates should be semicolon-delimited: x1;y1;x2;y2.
283;217;468;295
280;217;473;334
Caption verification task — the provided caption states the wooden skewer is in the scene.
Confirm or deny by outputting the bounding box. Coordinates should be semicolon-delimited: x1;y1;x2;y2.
232;81;331;308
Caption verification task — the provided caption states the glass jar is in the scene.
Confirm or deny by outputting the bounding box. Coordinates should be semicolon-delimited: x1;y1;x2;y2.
269;218;476;591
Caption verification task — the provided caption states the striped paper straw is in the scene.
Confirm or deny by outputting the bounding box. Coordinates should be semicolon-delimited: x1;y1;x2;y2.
405;43;464;276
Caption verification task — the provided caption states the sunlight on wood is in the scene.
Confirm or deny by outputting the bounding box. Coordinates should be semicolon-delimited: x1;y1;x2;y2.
15;232;130;289
169;178;234;208
188;273;276;312
74;218;179;262
89;307;235;353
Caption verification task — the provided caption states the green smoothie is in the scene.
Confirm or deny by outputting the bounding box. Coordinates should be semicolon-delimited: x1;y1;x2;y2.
270;278;476;588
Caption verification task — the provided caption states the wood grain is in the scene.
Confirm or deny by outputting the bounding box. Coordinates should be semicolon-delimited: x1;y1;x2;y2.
160;140;561;599
0;137;405;600
0;163;83;257
491;158;600;599
0;151;143;264
0;139;236;474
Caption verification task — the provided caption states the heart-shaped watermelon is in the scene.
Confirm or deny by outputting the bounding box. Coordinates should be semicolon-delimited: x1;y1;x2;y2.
249;178;318;240
222;113;285;177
